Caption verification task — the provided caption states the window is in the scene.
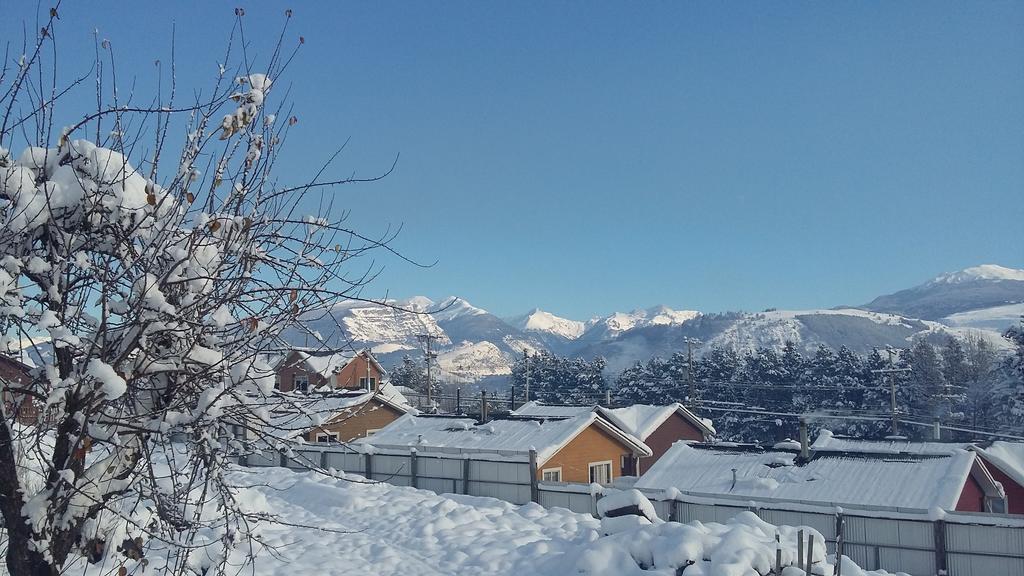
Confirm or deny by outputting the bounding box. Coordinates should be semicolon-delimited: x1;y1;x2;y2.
589;461;613;484
365;428;381;437
315;432;339;443
620;454;636;476
294;374;309;393
359;376;377;391
541;467;562;482
987;496;1007;514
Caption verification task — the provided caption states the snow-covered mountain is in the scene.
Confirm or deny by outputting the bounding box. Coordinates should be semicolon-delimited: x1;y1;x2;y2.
276;264;1022;384
507;309;586;340
579;305;701;343
862;264;1024;322
436;341;512;379
569;307;1013;375
286;298;448;350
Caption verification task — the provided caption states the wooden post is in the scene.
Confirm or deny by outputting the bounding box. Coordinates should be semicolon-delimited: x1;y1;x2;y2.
934;519;947;576
456;387;461;414
528;448;539;504
462;456;471;495
806;532;815;574
797;529;804;574
410;449;418;489
364;452;373;480
835;511;845;576
481;390;488;423
319;448;328;469
775;532;782;575
799;417;809;461
279;451;288;468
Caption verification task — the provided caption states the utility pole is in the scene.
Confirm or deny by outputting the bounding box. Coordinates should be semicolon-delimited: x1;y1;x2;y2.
872;348;911;437
417;334;440;410
523;349;531;404
684;338;700;407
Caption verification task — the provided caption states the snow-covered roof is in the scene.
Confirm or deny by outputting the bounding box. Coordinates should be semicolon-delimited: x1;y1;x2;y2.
811;429;974;455
600;403;715;439
284;348;387;379
512;401;715;440
258;383;410;439
636;443;990;511
511;401;594;419
360;413;651;464
976;441;1024;488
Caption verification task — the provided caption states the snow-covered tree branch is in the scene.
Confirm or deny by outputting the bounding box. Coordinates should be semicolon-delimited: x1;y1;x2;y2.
0;7;404;575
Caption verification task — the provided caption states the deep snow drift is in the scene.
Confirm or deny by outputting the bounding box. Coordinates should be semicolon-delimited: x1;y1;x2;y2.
34;466;902;576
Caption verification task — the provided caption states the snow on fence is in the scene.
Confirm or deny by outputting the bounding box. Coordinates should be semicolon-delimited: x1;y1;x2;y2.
240;444;1024;576
243;443;537;505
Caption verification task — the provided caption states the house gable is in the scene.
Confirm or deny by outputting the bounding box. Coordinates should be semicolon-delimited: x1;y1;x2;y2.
638;412;706;475
276;351;328;392
275;350;385;392
332;353;384;390
541;422;637;484
986;464;1024;515
956;473;986;512
306;398;404;443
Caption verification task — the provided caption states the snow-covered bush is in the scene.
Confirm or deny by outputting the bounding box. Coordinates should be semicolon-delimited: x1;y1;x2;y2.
0;8;400;575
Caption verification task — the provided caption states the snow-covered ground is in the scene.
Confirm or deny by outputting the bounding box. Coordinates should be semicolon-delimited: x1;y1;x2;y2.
40;466;902;576
941;302;1024;332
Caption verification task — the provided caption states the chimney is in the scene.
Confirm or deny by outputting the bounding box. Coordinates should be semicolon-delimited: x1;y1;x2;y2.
799;418;809;461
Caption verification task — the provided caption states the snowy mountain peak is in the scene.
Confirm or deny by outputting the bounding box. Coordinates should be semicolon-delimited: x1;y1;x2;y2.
593;305;700;337
430;296;488;322
397;295;435;311
511;308;586;340
928;264;1024;285
645;305;701;326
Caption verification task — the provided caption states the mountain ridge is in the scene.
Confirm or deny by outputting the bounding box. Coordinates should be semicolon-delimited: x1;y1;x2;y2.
280;264;1024;383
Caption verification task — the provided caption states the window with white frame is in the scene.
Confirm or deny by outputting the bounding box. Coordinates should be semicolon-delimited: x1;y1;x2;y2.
315;432;339;443
365;428;381;437
589;461;613;484
359;376;377;391
541;467;562;482
294;374;309;393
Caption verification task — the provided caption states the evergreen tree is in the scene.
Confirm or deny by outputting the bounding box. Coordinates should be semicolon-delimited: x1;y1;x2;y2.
567;356;608;405
779;341;806;383
614;361;654;404
962;335;997;430
941;337;970;396
389;354;430;394
997;320;1024;432
907;340;948;433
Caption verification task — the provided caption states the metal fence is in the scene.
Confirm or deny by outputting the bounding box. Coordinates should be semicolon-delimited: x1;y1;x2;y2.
242;444;1024;576
244;443;537;505
400;390;516;418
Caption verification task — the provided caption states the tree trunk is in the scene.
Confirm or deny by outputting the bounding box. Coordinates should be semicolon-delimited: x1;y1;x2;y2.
5;534;59;576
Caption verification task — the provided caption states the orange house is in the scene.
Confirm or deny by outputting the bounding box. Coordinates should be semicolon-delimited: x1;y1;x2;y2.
275;349;385;393
361;412;652;484
513;401;715;476
264;384;410;443
0;355;41;424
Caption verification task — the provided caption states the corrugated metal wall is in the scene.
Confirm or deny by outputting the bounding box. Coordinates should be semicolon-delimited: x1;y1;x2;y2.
243;446;1024;576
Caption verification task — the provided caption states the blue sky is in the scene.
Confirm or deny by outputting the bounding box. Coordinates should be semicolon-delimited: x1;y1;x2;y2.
5;2;1022;319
